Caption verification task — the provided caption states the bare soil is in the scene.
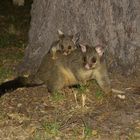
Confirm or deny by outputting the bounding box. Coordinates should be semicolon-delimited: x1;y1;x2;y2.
0;74;140;140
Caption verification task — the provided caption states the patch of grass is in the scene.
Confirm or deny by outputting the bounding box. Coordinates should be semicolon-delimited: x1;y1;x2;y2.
34;121;61;139
0;51;24;61
0;67;14;83
128;129;140;140
34;130;48;140
34;134;42;140
10;51;24;60
34;130;46;140
0;111;7;121
71;125;96;139
43;121;60;136
95;90;104;99
83;125;93;138
77;84;88;94
0;33;26;48
34;120;61;140
51;91;64;102
71;128;80;139
0;48;24;83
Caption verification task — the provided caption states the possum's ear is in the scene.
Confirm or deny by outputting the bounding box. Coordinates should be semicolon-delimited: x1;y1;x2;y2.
58;30;65;38
72;32;80;44
95;45;105;57
79;44;87;53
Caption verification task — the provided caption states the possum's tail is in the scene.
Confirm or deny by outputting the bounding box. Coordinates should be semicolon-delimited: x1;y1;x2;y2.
0;76;43;97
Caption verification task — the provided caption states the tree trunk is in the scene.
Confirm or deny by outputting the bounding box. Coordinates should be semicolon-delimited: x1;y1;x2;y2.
18;0;140;76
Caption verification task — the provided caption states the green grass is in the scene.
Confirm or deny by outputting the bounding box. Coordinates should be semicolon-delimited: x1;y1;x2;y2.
0;50;24;60
51;91;65;102
0;67;14;83
34;121;62;139
95;90;104;99
83;125;93;138
43;121;61;136
0;33;26;48
77;84;88;94
0;48;24;83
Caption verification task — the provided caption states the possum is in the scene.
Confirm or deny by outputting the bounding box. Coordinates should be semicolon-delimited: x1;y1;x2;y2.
49;30;80;59
0;44;122;96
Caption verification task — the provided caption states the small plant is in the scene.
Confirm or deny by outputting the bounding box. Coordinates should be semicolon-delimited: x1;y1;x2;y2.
0;67;14;83
83;125;93;138
34;131;45;140
42;121;61;136
51;91;64;102
95;90;103;99
33;133;42;140
77;84;88;94
0;34;25;48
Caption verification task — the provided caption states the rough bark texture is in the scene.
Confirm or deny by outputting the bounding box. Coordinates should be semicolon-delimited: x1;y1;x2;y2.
18;0;140;76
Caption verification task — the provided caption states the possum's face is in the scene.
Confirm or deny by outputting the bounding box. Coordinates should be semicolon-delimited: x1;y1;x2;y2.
58;30;79;55
83;47;98;70
60;36;76;55
80;45;104;70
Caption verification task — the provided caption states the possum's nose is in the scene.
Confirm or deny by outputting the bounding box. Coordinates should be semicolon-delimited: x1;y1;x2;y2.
85;64;90;69
89;64;93;67
63;52;68;55
64;50;71;55
85;63;96;69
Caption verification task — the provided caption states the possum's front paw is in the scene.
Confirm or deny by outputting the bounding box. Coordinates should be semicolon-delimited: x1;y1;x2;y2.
52;55;58;60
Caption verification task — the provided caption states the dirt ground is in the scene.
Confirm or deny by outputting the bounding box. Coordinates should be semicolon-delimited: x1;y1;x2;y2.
0;73;140;140
0;0;140;140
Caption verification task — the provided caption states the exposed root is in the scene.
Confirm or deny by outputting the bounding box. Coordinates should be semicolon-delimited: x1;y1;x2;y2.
112;88;125;94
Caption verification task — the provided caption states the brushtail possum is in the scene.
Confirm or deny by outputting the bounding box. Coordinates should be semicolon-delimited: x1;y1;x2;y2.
32;44;112;93
49;30;80;59
0;44;112;96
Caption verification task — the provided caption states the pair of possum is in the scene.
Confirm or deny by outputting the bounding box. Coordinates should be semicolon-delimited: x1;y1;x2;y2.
0;31;112;96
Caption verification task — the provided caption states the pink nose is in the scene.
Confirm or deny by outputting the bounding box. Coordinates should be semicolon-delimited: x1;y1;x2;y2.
63;52;68;55
85;64;90;69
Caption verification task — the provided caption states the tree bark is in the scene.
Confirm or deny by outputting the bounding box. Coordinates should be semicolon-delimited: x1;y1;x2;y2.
18;0;140;76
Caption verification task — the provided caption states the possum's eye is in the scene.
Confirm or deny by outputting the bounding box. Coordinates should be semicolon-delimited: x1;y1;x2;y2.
91;57;96;63
68;45;72;50
61;45;64;50
83;56;87;62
